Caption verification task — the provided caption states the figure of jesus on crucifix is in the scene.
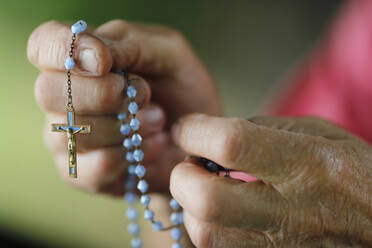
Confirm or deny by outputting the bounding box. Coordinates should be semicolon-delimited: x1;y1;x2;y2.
51;107;91;178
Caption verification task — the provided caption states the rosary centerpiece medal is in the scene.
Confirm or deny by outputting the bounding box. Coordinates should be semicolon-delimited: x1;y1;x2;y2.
51;20;91;178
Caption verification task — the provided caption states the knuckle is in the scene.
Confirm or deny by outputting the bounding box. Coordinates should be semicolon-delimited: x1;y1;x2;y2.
195;183;223;223
96;75;124;111
104;19;130;30
34;73;53;111
217;118;246;165
27;20;58;63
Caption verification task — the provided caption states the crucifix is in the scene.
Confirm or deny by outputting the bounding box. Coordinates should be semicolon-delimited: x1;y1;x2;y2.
51;22;91;178
52;106;91;178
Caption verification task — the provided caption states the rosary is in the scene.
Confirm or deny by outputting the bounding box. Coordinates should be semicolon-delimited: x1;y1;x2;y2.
51;20;253;248
52;20;183;248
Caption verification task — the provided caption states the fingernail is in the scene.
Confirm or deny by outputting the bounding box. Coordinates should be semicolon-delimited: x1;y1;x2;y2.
79;48;98;73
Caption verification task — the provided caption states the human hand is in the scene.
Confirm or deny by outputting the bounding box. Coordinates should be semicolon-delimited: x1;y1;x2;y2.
170;114;372;247
27;20;221;195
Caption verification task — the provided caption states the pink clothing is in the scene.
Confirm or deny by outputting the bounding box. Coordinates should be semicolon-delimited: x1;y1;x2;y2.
270;0;372;143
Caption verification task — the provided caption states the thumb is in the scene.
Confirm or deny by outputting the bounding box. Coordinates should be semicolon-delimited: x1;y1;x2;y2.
27;20;113;76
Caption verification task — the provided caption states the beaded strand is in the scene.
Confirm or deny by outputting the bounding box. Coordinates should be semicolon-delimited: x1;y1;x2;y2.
118;72;184;248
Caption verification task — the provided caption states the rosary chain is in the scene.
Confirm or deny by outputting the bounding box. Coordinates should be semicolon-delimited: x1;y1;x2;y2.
67;34;77;109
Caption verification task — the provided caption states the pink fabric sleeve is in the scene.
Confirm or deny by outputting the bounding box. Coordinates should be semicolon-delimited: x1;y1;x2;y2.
269;0;372;143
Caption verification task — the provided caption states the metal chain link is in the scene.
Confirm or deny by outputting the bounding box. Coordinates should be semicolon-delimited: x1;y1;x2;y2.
67;34;76;109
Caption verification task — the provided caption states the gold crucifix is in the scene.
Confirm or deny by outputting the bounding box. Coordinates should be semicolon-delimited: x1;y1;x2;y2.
51;106;91;178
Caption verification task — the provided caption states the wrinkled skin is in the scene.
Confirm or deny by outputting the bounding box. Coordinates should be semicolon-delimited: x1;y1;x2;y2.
170;114;372;247
28;20;372;247
27;20;221;195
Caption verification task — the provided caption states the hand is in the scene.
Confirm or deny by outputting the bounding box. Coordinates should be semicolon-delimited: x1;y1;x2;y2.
170;114;372;247
27;20;221;195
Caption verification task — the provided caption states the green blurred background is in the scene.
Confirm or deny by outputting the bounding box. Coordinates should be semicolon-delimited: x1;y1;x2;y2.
0;0;341;247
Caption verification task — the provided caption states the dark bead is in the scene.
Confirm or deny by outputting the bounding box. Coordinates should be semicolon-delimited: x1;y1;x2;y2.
205;160;219;173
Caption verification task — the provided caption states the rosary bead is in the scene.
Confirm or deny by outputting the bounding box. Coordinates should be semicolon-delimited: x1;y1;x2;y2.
120;124;131;135
124;192;137;204
117;112;127;121
128;165;136;175
170;198;180;210
170;212;183;225
205;160;219;173
128;223;140;235
71;20;87;34
126;152;135;163
126;207;139;220
172;243;183;248
64;57;75;70
131;238;143;248
133;149;144;162
131;133;142;146
125;175;136;190
144;209;154;221
130;118;141;131
135;165;146;178
140;195;151;207
127;85;137;98
171;228;183;241
152;221;164;231
123;138;133;149
137;180;149;193
128;102;138;115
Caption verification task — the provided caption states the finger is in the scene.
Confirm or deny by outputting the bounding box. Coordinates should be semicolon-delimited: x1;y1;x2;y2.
27;20;112;76
249;116;355;141
44;104;166;152
170;161;285;229
173;114;334;182
54;133;168;195
35;71;150;114
94;20;184;75
183;211;270;248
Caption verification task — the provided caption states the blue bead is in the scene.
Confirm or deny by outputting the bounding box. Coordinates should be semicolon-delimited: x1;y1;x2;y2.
64;57;75;70
152;221;163;231
126;207;138;220
172;243;183;248
123;138;133;149
135;165;146;178
144;209;154;221
71;20;87;34
131;133;142;146
170;198;180;210
133;149;144;162
70;167;75;175
178;211;184;223
170;212;183;225
140;195;150;207
127;85;137;98
131;238;143;248
117;112;127;121
137;180;148;193
125;175;136;190
130;118;140;131
128;165;136;175
128;223;140;235
126;152;135;163
124;192;137;204
120;124;131;135
128;102;138;114
171;228;183;241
